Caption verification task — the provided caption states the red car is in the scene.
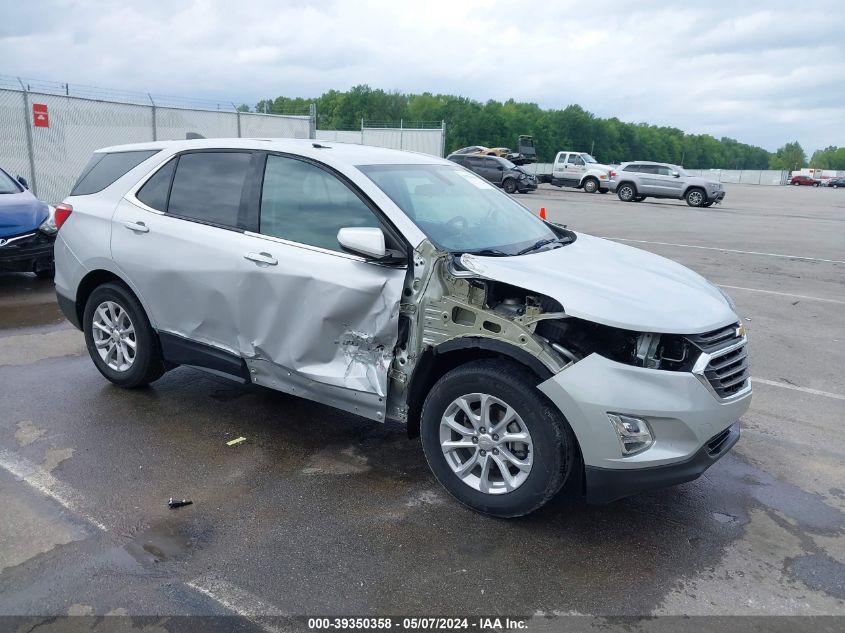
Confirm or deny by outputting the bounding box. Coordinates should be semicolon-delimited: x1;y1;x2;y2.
790;175;820;186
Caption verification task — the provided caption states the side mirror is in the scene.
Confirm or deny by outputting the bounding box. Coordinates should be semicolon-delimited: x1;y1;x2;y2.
672;171;680;178
337;227;386;259
496;165;504;171
17;175;29;189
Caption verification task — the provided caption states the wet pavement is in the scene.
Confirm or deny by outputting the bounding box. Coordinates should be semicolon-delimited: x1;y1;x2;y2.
0;184;844;626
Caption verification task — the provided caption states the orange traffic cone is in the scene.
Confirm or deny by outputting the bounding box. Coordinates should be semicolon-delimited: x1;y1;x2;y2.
539;207;547;220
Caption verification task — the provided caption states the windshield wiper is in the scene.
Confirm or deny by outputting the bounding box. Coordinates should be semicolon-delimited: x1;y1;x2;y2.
516;236;571;255
458;248;510;257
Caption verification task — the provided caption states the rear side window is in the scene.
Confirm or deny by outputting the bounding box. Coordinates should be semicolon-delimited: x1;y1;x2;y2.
136;159;176;211
167;152;252;228
623;164;641;172
638;165;658;174
71;150;159;196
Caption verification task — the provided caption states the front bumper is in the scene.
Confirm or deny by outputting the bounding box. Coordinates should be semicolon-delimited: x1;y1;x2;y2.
537;352;751;502
518;178;538;192
709;190;726;203
0;231;55;273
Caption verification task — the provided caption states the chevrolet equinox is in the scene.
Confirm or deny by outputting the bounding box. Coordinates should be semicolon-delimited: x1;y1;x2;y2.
54;139;751;517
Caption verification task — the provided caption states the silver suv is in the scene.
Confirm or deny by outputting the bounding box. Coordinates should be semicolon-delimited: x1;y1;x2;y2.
608;161;725;207
54;139;750;517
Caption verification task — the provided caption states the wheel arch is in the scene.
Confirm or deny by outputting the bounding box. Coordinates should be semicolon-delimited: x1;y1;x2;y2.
404;337;554;439
74;269;155;331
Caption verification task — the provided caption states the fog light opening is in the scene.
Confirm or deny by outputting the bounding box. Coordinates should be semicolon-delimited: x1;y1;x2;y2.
607;413;654;456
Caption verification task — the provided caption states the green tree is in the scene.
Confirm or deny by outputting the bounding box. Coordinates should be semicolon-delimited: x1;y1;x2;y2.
769;142;806;171
255;87;777;168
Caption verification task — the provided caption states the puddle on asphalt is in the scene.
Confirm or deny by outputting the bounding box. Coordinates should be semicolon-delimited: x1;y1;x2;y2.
0;302;64;330
124;517;198;566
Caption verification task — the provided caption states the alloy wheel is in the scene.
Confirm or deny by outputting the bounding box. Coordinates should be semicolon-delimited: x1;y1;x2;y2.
91;300;136;372
439;393;534;495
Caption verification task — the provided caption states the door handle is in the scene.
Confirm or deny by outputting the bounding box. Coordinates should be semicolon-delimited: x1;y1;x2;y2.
124;221;149;233
244;252;278;266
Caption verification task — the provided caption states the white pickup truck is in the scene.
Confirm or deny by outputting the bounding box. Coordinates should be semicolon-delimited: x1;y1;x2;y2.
547;151;613;194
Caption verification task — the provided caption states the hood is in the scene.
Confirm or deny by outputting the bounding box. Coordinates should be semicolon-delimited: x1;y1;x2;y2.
0;191;49;238
686;175;720;187
589;162;613;172
460;232;737;334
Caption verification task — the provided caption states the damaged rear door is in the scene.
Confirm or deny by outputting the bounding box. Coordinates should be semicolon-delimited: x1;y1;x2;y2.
236;153;407;421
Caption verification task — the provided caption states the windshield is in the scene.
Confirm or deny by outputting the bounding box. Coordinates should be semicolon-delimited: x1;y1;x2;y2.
499;158;517;169
0;169;22;194
580;153;598;164
673;165;691;176
360;164;558;255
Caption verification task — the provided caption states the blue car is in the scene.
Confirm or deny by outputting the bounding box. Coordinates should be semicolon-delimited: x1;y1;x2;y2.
0;167;56;278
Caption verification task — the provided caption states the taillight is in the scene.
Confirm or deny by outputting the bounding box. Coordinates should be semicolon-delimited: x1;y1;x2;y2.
54;204;73;230
609;170;617;178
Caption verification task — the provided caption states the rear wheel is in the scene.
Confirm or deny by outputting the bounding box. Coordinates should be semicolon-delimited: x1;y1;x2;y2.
617;183;637;202
83;282;165;388
685;187;707;207
813;182;819;187
420;359;574;517
634;195;646;202
503;179;517;194
583;177;599;194
792;181;799;186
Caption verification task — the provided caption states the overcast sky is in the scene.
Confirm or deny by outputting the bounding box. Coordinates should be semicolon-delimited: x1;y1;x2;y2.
2;0;842;153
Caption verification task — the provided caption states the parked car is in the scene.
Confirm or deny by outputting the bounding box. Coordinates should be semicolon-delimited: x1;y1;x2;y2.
55;139;750;517
0;167;56;277
542;151;612;193
447;153;538;193
608;162;725;207
480;147;515;158
825;177;845;188
451;146;488;155
790;175;820;186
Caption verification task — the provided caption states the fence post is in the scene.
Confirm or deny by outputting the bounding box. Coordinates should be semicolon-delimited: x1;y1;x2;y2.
148;93;157;141
309;103;317;139
440;120;446;158
232;103;241;138
17;78;38;196
400;119;403;150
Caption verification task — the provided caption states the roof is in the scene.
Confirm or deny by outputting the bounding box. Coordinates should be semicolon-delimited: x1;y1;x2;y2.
94;138;449;167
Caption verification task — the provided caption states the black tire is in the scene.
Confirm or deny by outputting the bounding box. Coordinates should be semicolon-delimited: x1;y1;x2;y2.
582;177;599;194
617;182;637;202
34;262;55;279
792;181;799;186
634;195;646;202
503;179;517;194
599;188;609;194
685;187;707;207
812;182;819;187
83;282;165;388
703;201;714;208
420;359;575;518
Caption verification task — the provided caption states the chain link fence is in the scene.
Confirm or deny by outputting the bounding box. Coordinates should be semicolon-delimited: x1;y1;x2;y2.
0;76;313;204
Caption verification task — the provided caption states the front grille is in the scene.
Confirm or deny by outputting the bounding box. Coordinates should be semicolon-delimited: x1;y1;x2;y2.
687;323;741;353
706;427;732;455
703;342;749;397
688;322;750;398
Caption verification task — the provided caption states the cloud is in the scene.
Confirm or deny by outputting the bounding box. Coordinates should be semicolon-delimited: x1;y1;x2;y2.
2;0;842;153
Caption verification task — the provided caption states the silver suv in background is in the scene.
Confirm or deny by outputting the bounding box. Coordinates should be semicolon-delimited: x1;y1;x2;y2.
54;139;749;517
609;161;725;207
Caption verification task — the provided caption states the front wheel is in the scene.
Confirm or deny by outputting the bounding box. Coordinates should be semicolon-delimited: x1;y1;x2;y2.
685;187;707;207
617;183;637;202
634;195;646;202
420;359;574;517
83;282;165;388
813;182;819;187
582;177;599;194
503;179;517;194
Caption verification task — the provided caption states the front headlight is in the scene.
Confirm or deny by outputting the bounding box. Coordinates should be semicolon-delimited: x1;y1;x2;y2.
39;206;58;235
